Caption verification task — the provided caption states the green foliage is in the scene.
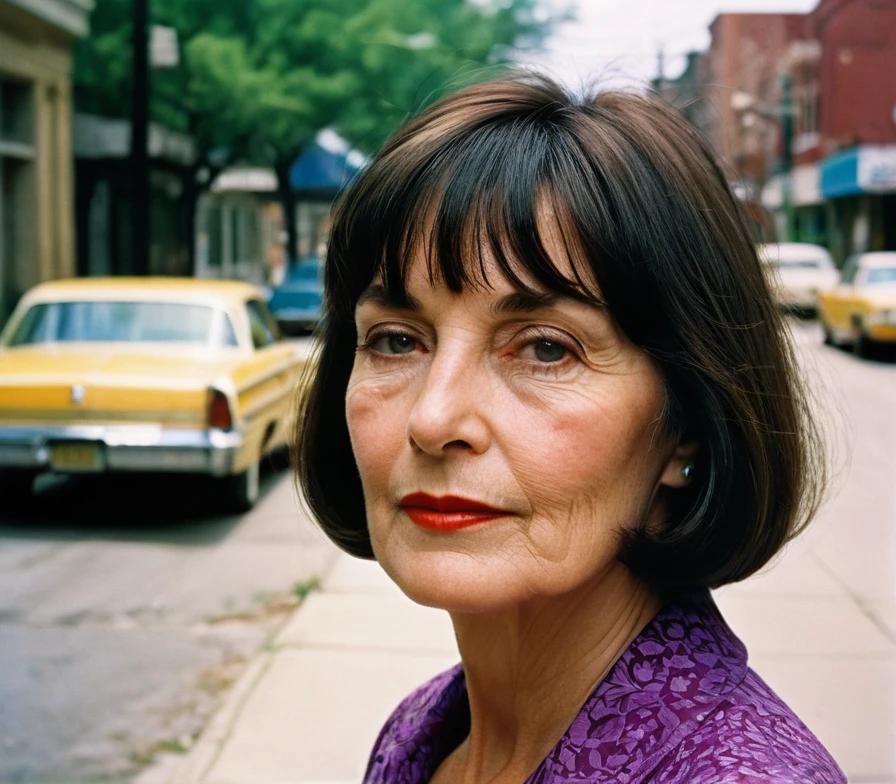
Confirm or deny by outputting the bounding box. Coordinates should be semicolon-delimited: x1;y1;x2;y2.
73;0;566;260
74;0;561;166
291;576;321;600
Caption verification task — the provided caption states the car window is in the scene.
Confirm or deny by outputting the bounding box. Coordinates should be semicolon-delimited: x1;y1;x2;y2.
8;301;215;345
245;299;281;349
864;267;896;285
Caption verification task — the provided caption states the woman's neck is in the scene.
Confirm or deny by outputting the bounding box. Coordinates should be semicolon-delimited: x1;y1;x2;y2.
442;562;661;784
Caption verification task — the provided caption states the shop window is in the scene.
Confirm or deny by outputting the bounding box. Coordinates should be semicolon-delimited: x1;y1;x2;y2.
0;75;37;320
0;77;34;149
296;201;331;260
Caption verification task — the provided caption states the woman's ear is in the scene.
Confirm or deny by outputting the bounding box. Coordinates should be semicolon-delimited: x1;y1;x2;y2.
659;440;700;489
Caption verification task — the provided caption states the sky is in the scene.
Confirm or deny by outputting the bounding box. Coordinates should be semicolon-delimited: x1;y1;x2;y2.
524;0;819;90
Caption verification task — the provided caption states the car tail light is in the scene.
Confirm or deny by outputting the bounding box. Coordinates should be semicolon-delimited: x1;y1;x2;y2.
208;389;233;430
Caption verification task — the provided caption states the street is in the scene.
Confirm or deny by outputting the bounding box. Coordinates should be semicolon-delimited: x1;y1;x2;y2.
0;461;338;783
1;317;894;783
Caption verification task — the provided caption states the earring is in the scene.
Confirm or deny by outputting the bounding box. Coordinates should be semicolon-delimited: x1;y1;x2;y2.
681;464;694;480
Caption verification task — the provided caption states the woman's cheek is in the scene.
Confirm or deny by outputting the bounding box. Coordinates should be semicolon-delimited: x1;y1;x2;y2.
346;378;405;481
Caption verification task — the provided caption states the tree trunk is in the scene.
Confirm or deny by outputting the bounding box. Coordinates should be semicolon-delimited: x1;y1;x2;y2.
275;158;299;264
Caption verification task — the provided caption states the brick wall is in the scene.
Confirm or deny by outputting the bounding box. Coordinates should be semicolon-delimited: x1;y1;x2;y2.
811;0;896;153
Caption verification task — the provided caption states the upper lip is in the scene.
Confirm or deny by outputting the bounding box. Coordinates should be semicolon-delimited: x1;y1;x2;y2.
398;493;507;514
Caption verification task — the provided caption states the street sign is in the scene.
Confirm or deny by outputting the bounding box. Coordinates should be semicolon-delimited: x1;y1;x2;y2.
151;25;179;68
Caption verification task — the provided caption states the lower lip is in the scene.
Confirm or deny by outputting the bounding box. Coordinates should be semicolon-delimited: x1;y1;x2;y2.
402;508;507;532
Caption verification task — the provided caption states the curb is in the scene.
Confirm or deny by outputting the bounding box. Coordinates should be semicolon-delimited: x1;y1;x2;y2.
164;649;276;784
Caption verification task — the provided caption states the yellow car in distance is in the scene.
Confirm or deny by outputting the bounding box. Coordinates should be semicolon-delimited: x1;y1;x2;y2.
0;278;311;511
818;252;896;357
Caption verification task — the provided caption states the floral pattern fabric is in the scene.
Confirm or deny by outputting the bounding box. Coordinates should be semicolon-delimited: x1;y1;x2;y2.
364;589;846;783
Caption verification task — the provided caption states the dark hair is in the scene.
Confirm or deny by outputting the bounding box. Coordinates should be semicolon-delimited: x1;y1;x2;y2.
295;72;825;590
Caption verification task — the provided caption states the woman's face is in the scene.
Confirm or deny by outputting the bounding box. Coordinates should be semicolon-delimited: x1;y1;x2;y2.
346;246;689;613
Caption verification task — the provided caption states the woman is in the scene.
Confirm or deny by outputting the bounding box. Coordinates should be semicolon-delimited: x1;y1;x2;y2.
297;74;846;783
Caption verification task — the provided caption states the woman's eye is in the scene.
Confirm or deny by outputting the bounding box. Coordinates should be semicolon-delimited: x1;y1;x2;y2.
370;332;417;355
526;338;569;363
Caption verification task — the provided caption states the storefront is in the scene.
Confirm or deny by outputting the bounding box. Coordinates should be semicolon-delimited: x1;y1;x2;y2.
196;167;281;285
0;0;91;324
821;145;896;263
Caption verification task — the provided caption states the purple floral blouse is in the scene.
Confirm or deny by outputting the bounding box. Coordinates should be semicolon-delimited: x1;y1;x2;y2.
365;589;846;783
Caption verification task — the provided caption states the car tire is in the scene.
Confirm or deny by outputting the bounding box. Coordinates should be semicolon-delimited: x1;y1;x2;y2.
854;331;874;359
263;444;291;471
221;458;260;513
1;469;37;508
822;323;835;346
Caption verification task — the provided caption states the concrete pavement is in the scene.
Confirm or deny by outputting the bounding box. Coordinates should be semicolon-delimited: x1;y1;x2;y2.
151;553;459;784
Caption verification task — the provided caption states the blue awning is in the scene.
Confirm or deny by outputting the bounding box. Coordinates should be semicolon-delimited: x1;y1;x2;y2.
289;142;363;193
821;145;896;198
820;148;860;198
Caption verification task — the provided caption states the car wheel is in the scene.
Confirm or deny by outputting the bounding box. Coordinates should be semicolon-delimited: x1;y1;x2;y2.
821;323;835;346
854;331;874;359
221;458;260;513
263;443;291;471
1;469;37;508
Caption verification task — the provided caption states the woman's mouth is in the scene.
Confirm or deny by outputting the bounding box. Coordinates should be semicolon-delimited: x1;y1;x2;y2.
398;492;510;532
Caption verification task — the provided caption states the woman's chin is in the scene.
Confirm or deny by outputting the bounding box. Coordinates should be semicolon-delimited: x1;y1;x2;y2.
376;547;531;614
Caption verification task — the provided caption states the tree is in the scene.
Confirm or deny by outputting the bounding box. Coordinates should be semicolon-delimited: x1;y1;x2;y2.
74;0;560;267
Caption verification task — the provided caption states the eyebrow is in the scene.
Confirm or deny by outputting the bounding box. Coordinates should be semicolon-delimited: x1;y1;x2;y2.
356;284;604;314
356;284;420;311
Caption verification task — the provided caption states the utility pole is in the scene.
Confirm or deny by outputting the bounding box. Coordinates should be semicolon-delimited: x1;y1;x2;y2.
130;0;150;275
779;72;794;241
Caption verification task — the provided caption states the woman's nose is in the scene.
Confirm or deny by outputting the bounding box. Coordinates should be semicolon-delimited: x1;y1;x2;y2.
406;352;491;457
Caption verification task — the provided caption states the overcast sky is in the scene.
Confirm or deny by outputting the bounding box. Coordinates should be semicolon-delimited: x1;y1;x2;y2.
523;0;818;90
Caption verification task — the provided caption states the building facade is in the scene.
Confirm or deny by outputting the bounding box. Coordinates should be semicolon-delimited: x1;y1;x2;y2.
0;0;92;324
703;12;806;213
683;0;896;259
807;0;896;260
195;167;282;285
73;113;196;278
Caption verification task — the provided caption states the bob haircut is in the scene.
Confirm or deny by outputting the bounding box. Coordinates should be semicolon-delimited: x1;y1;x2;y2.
296;72;824;590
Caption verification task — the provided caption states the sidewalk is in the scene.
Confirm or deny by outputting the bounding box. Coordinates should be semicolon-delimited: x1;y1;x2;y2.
158;553;459;784
155;536;895;784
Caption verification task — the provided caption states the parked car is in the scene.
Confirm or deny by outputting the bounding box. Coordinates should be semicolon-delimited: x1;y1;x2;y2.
267;257;324;335
757;242;838;313
0;278;310;511
817;251;896;356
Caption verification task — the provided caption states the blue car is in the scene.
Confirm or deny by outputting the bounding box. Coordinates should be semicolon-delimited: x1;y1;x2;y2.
267;258;324;334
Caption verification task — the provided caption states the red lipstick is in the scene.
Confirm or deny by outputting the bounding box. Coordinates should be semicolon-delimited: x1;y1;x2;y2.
398;493;509;532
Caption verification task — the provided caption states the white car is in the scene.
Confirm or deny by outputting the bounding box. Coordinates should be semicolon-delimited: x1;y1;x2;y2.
757;242;838;312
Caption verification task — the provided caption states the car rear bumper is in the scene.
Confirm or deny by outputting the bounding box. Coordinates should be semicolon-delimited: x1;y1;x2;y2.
0;424;242;476
775;288;820;310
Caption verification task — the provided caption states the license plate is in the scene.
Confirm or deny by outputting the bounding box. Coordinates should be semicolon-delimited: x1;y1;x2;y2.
48;442;105;473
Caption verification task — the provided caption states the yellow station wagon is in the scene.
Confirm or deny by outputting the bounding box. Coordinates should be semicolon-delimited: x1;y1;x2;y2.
818;252;896;357
0;278;311;511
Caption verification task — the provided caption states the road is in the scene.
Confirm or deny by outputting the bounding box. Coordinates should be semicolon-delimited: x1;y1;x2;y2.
0;318;894;783
0;460;338;783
